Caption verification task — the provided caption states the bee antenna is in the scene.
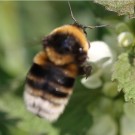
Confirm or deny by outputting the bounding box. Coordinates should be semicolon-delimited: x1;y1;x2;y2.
84;24;110;29
68;1;78;23
68;1;110;30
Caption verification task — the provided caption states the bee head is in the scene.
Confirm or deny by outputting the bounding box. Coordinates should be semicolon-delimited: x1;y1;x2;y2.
43;25;89;65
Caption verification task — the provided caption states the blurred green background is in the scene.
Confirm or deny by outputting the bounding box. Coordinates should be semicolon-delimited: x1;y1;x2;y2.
0;1;135;135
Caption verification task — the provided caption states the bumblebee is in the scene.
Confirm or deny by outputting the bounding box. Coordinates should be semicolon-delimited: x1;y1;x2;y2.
24;23;90;121
24;2;107;122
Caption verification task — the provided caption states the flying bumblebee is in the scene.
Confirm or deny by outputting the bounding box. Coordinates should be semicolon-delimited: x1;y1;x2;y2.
24;2;108;122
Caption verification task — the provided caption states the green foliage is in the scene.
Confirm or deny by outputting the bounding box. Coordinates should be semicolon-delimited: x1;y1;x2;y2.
112;53;135;102
0;1;135;135
94;0;135;18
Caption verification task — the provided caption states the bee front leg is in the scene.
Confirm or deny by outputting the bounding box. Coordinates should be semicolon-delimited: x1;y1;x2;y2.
78;65;92;79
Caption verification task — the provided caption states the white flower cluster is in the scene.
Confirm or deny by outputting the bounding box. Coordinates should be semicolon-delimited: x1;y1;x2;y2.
81;41;113;89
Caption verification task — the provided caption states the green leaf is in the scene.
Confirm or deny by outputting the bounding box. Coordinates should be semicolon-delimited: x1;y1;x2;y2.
112;53;135;102
0;111;28;135
94;0;135;18
0;92;58;135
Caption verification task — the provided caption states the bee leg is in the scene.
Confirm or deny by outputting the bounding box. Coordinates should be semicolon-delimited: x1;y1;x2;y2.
84;65;92;79
78;65;92;78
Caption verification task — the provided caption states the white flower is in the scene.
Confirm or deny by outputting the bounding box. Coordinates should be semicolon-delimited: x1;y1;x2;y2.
81;41;113;89
87;41;113;67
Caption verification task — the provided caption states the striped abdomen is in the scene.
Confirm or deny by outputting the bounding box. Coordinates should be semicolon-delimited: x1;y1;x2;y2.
24;51;77;121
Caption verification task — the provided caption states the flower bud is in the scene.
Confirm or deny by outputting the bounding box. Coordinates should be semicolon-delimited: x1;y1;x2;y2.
118;32;134;47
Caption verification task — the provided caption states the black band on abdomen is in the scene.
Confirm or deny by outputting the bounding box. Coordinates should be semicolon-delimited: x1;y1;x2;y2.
27;78;68;98
29;63;75;88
